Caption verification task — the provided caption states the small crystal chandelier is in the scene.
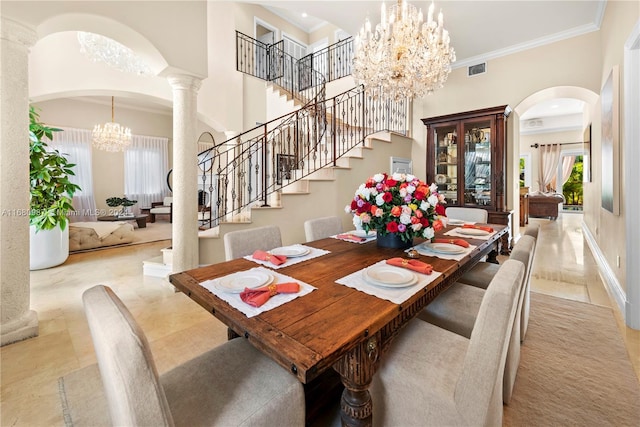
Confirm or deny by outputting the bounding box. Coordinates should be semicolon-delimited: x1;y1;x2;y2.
92;97;132;152
352;0;456;101
77;32;152;76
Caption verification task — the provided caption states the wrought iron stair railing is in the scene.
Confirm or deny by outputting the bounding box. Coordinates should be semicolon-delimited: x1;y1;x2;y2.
195;33;408;229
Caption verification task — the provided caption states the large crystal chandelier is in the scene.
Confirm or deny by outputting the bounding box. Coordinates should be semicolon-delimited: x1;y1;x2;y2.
77;32;152;76
352;0;456;101
92;97;132;152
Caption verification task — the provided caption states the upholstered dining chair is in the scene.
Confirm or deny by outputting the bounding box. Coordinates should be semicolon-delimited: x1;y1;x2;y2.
83;285;305;427
223;225;282;261
520;223;539;340
303;216;343;242
458;223;539;342
523;223;540;240
417;235;536;404
370;260;524;426
445;206;488;223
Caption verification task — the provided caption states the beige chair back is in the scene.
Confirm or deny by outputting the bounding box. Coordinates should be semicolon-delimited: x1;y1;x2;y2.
502;235;536;403
519;232;538;342
223;225;282;261
445;207;488;223
523;223;540;240
304;216;343;242
83;285;175;427
455;259;524;426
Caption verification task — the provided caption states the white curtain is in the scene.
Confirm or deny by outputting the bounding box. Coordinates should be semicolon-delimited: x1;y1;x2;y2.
551;155;576;190
538;143;561;192
124;135;170;213
49;127;97;222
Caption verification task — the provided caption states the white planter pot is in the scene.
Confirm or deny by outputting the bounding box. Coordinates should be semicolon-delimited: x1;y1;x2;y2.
30;225;69;270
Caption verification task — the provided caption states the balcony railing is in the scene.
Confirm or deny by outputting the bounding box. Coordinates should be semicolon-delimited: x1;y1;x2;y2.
299;37;353;84
193;33;407;229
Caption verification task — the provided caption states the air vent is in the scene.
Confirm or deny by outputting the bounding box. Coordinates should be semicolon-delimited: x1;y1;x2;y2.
468;62;487;77
523;119;544;129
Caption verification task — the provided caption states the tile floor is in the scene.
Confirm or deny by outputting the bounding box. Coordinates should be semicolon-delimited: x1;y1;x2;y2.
1;213;638;426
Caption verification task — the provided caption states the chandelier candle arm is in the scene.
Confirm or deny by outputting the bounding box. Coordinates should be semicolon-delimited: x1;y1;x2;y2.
352;0;456;101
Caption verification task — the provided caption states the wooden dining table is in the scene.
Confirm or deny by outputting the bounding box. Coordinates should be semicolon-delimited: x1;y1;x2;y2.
169;224;507;426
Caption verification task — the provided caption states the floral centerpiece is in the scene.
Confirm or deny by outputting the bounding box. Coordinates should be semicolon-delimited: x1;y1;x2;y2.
346;172;445;248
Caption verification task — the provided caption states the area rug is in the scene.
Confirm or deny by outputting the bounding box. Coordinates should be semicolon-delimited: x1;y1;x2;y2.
504;292;640;426
58;364;109;426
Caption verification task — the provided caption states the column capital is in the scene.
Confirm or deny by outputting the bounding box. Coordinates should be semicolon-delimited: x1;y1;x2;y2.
1;18;37;48
167;74;202;92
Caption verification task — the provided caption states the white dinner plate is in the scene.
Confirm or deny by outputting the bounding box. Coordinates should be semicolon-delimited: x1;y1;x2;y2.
363;265;418;288
417;242;466;254
351;230;377;238
447;218;466;225
215;270;274;293
456;227;491;236
270;246;310;258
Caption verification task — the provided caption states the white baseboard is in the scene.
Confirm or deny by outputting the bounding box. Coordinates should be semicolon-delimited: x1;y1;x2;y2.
581;222;626;317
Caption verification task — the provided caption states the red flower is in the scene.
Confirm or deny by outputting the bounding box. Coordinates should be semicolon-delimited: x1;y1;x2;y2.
350;199;358;210
414;185;429;200
386;221;399;232
435;204;446;216
386;178;398;187
382;192;393;203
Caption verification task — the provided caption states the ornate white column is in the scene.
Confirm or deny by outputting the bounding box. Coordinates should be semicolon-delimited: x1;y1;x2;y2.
1;18;39;345
167;74;202;273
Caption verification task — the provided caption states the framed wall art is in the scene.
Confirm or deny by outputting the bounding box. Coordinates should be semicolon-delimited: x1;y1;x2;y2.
601;66;620;215
583;124;592;183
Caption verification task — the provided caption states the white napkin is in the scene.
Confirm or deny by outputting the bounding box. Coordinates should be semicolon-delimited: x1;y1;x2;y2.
199;266;316;318
444;227;495;240
408;242;477;261
335;260;441;305
244;245;330;269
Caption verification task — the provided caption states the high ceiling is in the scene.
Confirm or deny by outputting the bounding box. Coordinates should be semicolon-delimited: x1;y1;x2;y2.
70;1;608;130
257;0;606;127
258;0;606;67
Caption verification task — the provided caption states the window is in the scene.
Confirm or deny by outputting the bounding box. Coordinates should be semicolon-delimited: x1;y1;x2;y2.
49;127;97;221
124;135;170;211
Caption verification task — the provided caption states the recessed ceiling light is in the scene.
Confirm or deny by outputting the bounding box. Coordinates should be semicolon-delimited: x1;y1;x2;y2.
302;12;308;18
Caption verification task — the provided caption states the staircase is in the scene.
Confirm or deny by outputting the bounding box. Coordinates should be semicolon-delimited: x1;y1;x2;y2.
147;32;411;272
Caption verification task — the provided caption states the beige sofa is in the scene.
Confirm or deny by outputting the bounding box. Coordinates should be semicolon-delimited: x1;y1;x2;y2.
69;222;134;252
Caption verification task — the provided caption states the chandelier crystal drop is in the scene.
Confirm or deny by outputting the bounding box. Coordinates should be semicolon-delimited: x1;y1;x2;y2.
77;32;152;76
92;97;132;152
352;0;456;101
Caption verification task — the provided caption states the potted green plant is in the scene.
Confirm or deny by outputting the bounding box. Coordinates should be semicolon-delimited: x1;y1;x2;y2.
106;196;137;218
29;106;80;270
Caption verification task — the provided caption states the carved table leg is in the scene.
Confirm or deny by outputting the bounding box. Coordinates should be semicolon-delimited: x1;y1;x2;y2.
500;232;511;255
333;335;381;427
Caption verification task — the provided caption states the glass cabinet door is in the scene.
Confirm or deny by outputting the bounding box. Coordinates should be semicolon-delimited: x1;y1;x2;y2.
462;119;492;207
433;124;458;205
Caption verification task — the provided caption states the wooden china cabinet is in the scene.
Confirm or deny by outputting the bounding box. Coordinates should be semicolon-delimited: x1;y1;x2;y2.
422;105;513;253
